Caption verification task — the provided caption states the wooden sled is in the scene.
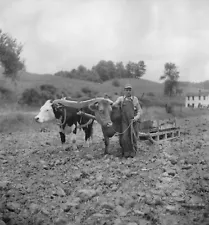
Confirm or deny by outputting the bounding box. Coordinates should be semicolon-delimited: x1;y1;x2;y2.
138;118;181;143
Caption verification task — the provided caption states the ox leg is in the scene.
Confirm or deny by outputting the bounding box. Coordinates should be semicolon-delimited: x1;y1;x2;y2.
83;128;89;148
71;125;78;150
83;138;90;148
59;126;66;144
59;127;68;150
59;132;66;144
119;134;124;157
82;125;93;148
104;136;109;155
89;124;94;145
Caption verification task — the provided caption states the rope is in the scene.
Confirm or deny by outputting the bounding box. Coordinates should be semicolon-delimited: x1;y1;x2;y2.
57;107;67;126
56;107;94;128
112;119;134;136
130;122;134;147
130;122;157;145
96;109;157;144
78;119;93;128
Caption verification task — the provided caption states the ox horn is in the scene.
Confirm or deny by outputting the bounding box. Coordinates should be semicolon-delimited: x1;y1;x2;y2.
52;98;113;109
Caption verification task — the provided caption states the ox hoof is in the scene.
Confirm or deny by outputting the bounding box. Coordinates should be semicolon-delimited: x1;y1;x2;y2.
83;142;90;148
62;144;70;151
72;144;78;151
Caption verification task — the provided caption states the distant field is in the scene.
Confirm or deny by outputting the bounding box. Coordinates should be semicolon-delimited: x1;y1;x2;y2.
1;105;209;134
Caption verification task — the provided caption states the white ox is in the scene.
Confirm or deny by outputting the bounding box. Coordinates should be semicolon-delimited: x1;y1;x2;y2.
34;99;95;149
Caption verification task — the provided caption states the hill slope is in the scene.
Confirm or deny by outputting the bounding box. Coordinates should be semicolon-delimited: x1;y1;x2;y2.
0;69;164;97
0;68;209;99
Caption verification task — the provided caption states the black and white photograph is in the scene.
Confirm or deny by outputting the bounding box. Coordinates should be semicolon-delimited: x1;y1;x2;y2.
0;0;209;224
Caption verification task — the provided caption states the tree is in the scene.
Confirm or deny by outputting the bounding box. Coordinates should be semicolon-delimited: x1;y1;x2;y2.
0;29;25;82
93;60;116;81
106;61;116;79
125;61;135;78
160;62;180;96
54;70;71;77
77;65;87;74
76;65;87;80
176;88;183;96
125;61;146;78
115;61;126;78
85;69;100;82
135;61;146;78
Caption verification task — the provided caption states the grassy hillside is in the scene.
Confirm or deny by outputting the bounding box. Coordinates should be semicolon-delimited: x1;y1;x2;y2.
0;69;164;97
101;78;163;97
1;67;208;94
179;80;209;89
1;68;209;109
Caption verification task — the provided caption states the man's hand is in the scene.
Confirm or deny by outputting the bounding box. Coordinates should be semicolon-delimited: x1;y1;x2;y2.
132;116;138;122
77;111;83;115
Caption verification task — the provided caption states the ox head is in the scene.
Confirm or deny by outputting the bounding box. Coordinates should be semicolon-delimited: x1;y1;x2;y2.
34;99;63;123
88;98;114;127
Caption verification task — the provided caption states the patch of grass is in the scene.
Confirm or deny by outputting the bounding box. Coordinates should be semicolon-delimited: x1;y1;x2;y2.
0;111;39;133
142;106;209;121
146;92;155;96
139;95;184;108
112;79;120;87
71;91;84;99
174;107;209;118
0;85;16;104
0;105;208;134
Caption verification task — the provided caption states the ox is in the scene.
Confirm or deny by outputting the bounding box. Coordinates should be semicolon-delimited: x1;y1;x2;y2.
34;99;95;149
58;98;137;157
89;99;137;157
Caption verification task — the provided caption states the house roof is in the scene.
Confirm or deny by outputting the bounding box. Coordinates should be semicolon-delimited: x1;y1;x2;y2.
186;91;209;96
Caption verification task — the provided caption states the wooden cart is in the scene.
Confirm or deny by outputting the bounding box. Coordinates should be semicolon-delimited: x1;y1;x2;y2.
138;118;181;142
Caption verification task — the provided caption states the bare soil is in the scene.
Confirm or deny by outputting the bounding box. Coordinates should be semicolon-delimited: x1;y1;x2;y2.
0;114;209;225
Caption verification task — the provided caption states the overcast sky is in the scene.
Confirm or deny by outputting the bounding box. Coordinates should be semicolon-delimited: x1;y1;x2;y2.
1;0;209;82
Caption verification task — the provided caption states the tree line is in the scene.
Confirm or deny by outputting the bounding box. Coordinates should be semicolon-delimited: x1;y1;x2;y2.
54;60;146;82
0;29;182;97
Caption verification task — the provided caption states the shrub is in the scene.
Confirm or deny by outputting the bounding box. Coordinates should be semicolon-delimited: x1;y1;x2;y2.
81;86;92;94
139;97;152;108
138;95;166;108
165;104;173;114
146;92;155;96
0;111;38;133
39;84;57;93
39;84;57;102
19;84;64;106
0;86;14;100
19;88;41;105
112;79;120;87
81;86;98;98
72;91;83;99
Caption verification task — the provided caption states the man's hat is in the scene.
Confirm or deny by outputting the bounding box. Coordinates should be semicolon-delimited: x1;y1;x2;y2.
124;83;132;89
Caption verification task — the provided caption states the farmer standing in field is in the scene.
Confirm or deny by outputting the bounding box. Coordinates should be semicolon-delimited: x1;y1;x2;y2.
112;83;143;155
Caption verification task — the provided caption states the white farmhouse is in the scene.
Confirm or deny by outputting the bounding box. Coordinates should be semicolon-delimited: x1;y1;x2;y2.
185;90;209;108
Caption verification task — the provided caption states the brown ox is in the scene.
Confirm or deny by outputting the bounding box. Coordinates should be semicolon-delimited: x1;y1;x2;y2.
89;98;136;157
53;97;137;157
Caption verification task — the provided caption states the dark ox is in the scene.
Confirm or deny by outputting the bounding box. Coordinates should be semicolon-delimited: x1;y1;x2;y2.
34;99;95;149
89;99;136;157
